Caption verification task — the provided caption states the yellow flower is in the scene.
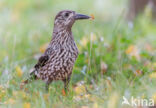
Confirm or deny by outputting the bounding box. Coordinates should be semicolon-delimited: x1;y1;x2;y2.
23;102;31;108
15;66;23;77
149;72;156;79
39;43;49;53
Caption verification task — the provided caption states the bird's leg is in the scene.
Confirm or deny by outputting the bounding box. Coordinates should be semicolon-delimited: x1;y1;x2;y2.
62;77;71;92
45;80;52;91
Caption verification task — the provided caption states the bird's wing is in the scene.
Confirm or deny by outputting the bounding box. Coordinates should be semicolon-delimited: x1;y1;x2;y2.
34;55;49;68
34;47;53;69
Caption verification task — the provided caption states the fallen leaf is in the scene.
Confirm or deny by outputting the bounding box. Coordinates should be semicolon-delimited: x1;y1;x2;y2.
15;66;23;77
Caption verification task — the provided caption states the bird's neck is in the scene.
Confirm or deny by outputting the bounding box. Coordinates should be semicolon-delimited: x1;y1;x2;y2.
52;25;72;38
50;26;74;46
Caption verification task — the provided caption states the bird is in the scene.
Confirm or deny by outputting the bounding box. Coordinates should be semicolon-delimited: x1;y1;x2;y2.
21;10;91;92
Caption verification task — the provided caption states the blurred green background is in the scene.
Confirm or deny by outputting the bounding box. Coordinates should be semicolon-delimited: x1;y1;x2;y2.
0;0;156;108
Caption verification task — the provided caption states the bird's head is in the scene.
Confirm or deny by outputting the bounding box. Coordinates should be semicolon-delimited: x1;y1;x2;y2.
54;10;91;29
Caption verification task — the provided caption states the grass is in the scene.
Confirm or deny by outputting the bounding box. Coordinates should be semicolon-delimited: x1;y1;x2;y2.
0;0;156;108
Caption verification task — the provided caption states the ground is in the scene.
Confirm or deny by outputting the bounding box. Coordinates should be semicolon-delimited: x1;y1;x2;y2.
0;0;156;108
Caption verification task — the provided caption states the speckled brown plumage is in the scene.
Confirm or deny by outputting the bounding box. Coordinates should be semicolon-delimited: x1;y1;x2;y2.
22;10;90;91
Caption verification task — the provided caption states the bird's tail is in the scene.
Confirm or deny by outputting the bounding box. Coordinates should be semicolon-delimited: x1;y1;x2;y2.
20;69;37;89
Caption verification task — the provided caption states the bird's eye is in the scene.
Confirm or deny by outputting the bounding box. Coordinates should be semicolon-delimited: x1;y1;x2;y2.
65;13;69;17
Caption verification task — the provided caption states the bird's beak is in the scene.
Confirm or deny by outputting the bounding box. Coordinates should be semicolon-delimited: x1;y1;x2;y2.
74;13;91;20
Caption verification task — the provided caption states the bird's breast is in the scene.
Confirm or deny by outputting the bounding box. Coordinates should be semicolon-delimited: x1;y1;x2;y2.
38;37;79;81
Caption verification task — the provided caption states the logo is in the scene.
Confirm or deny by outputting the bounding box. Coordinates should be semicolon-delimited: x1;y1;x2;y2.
122;96;154;107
